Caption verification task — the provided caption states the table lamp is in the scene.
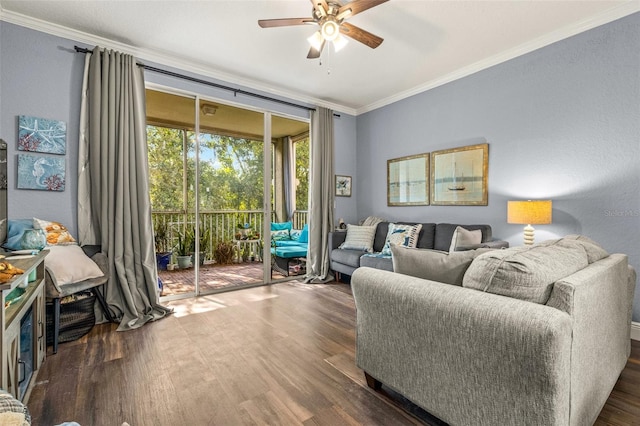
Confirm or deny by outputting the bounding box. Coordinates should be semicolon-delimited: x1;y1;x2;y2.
507;200;552;245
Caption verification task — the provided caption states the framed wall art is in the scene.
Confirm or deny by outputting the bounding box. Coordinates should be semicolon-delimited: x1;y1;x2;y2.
17;153;66;191
18;115;67;155
387;153;430;206
335;175;352;197
430;143;488;206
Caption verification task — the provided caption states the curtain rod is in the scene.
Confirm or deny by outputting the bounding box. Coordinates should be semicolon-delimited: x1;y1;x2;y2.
74;46;317;113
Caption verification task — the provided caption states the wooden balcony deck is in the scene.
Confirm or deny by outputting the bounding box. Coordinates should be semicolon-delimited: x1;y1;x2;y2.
158;260;294;297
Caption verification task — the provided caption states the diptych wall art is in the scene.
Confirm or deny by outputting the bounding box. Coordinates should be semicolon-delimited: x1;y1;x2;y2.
430;143;488;206
17;153;66;191
18;115;67;155
387;153;430;206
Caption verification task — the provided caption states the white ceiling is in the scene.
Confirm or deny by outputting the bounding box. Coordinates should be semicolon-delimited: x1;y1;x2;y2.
1;1;638;115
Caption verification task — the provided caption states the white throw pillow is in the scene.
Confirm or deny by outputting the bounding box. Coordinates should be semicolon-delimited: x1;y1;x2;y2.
449;226;482;252
339;224;377;253
45;245;104;285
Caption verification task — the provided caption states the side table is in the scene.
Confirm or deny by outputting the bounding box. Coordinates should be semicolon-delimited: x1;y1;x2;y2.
234;239;262;263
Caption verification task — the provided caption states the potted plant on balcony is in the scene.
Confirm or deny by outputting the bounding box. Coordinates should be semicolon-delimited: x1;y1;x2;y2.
198;228;211;266
154;221;172;271
175;226;195;269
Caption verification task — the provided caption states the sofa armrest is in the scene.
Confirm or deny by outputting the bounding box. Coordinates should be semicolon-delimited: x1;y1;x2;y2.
351;267;572;426
328;231;347;251
545;254;635;426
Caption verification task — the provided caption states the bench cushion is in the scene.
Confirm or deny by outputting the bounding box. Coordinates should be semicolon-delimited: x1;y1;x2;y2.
271;246;307;259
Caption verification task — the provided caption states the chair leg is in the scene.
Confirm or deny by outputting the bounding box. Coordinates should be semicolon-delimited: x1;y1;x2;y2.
52;298;60;354
93;287;114;323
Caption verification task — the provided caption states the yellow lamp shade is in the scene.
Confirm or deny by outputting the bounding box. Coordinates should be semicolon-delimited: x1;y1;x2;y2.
507;200;552;225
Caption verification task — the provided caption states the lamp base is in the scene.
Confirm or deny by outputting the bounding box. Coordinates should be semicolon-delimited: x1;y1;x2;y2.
523;224;535;245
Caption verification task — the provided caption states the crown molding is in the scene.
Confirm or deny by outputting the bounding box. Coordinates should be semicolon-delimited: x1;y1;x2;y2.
356;1;640;115
0;8;357;116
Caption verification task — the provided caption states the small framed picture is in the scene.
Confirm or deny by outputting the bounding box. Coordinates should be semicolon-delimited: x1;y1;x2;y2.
335;175;352;197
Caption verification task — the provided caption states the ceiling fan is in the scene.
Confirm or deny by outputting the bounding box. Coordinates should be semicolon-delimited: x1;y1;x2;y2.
258;0;388;59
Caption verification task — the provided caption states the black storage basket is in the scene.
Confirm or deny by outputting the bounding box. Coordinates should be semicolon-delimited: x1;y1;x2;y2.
46;291;96;345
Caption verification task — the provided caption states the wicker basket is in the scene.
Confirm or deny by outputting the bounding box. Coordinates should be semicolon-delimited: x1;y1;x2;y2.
46;291;96;345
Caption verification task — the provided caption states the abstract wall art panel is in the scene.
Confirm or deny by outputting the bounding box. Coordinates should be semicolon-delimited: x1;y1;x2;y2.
18;115;67;154
17;153;66;191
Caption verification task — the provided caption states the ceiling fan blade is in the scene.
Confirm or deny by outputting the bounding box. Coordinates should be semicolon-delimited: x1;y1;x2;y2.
310;0;329;17
307;40;326;59
339;22;383;49
258;18;314;28
338;0;388;19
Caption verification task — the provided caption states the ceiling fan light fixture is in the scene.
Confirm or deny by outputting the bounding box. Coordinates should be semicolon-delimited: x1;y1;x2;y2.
333;33;348;52
307;31;324;50
320;19;339;41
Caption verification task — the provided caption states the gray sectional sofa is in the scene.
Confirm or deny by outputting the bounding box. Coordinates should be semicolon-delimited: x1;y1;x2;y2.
351;235;636;425
329;222;509;277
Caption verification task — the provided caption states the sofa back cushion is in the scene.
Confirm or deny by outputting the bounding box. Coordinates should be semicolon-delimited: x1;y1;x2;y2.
434;224;492;251
462;238;590;304
392;245;492;286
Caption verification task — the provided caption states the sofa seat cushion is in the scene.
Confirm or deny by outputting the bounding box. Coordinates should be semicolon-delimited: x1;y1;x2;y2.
271;246;307;259
273;240;306;248
392;245;491;285
331;248;364;268
462;238;589;304
360;253;393;271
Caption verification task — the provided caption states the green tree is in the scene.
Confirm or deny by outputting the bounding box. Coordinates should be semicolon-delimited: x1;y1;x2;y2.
295;138;309;210
147;125;186;211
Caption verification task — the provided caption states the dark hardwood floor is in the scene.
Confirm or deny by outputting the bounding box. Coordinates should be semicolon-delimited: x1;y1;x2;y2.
27;282;640;426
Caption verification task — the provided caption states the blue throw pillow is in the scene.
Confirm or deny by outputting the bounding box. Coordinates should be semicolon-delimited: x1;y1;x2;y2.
298;224;309;243
4;219;36;250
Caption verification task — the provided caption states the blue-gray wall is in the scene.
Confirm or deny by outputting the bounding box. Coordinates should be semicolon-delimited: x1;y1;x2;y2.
0;21;85;228
356;13;640;321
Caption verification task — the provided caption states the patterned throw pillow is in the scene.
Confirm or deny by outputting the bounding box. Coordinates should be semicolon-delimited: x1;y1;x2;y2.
270;222;292;241
339;224;377;252
381;223;423;255
33;217;77;246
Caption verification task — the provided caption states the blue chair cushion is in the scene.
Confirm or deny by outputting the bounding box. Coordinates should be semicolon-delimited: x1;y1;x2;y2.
271;246;307;258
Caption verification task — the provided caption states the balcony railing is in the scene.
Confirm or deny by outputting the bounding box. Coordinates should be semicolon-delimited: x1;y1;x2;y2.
152;210;308;261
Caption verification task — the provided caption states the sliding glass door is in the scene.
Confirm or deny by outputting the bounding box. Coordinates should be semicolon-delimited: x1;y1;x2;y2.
146;87;309;300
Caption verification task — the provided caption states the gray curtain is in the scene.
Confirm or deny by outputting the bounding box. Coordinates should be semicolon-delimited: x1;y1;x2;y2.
78;47;171;331
304;107;335;283
282;136;295;222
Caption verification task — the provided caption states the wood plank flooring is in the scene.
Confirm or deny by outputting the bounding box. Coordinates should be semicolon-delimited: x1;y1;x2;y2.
26;282;640;426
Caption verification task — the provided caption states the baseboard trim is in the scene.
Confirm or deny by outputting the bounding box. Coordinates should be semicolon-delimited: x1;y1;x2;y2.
632;321;640;341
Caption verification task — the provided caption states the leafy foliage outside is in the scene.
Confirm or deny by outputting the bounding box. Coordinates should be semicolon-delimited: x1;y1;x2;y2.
147;125;266;212
148;125;310;262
